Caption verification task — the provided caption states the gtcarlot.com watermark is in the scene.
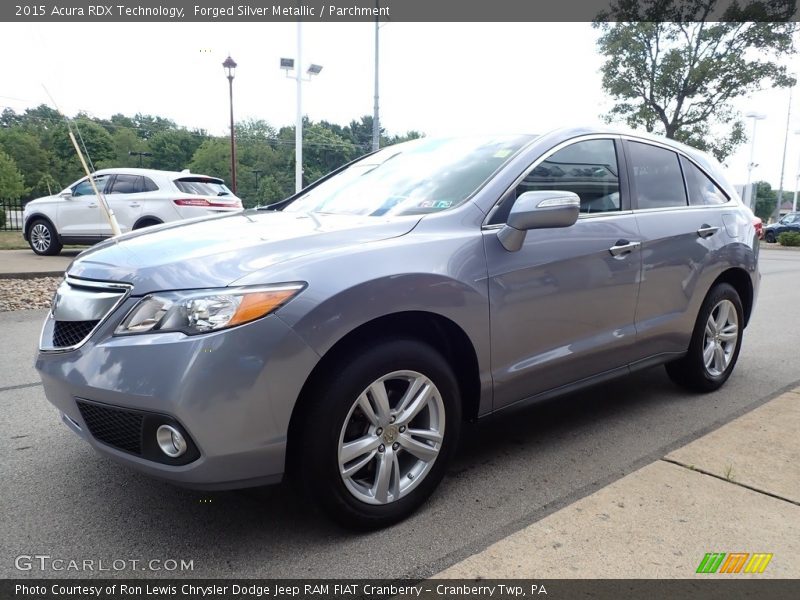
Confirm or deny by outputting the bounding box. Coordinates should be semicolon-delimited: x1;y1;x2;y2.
15;554;194;572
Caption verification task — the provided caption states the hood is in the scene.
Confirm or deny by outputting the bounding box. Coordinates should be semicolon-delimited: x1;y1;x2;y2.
66;210;421;294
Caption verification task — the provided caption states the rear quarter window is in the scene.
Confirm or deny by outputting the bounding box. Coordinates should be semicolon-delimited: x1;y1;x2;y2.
680;157;729;206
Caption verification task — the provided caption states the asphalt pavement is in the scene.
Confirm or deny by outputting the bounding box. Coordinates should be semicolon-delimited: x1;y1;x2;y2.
1;249;798;579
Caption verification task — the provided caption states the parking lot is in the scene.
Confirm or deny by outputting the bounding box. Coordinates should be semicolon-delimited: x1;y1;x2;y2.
1;249;798;579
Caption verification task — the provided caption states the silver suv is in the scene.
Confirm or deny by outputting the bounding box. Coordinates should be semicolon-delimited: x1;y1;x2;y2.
36;128;759;528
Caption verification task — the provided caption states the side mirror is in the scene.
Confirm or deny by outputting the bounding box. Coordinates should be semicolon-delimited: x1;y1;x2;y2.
497;190;580;252
59;191;73;199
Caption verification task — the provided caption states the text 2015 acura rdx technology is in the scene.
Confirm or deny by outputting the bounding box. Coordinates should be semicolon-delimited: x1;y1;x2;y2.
36;128;759;528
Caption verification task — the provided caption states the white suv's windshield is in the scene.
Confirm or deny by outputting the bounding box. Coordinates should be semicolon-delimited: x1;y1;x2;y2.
283;135;533;217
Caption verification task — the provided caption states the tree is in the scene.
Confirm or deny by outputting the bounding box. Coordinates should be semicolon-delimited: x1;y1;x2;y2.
49;119;115;185
0;150;28;200
753;180;777;221
149;129;203;171
189;138;230;180
0;128;52;197
110;128;150;167
595;0;796;160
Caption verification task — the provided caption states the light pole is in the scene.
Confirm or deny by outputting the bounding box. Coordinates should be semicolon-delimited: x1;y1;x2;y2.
744;111;766;210
223;55;238;194
793;129;800;214
128;151;152;168
372;1;381;152
282;24;323;193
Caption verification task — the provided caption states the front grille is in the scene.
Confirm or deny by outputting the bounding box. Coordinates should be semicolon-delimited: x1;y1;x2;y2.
52;320;100;348
77;400;144;455
41;276;130;352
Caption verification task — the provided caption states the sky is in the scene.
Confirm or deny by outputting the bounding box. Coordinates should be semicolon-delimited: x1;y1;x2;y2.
1;21;799;191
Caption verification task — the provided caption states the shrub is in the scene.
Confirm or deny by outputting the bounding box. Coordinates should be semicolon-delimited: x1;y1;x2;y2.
778;231;800;247
0;207;5;229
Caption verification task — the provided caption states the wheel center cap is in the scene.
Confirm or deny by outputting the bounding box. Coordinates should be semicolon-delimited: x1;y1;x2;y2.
383;425;398;444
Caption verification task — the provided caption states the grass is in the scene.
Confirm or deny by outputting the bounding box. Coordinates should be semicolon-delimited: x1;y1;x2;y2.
0;231;28;250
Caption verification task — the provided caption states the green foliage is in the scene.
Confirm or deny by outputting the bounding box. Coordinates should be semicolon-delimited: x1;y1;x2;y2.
0;207;4;228
753;181;777;221
149;129;203;172
0;104;423;207
595;1;797;161
0;150;28;200
778;231;800;247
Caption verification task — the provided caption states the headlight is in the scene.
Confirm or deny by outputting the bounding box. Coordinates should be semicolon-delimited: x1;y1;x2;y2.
115;283;305;336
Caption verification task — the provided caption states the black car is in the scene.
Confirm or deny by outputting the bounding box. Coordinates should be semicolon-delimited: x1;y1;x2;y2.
764;212;800;243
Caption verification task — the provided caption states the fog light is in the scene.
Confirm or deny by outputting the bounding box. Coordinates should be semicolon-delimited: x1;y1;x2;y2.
156;425;187;458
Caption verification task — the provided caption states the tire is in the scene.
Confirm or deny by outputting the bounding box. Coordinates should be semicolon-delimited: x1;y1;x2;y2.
765;231;776;243
132;218;162;230
28;219;62;256
295;339;461;529
665;283;744;393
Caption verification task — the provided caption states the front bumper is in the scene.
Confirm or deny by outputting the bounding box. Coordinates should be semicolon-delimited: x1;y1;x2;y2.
36;305;320;489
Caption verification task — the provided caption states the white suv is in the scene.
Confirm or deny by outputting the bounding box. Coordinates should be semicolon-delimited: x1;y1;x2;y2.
22;168;243;255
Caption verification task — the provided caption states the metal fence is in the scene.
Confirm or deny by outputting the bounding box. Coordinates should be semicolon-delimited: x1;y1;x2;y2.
0;199;24;231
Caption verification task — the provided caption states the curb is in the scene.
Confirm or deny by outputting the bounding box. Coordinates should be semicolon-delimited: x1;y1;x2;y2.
0;271;64;280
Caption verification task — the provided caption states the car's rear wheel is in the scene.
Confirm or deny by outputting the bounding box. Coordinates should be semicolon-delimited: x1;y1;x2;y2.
296;339;461;529
764;230;776;243
28;219;62;256
132;218;162;230
665;283;743;392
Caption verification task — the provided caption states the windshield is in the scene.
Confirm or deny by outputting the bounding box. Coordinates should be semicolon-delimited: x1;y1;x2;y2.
174;178;232;197
283;135;533;217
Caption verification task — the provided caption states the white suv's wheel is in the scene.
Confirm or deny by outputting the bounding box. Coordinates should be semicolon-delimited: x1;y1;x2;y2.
28;219;63;256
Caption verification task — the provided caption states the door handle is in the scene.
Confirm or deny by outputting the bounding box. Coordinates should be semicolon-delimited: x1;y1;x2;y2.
87;203;98;208
128;202;141;208
697;224;719;238
609;240;641;257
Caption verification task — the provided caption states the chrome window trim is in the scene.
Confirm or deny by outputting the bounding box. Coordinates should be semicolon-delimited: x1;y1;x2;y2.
39;275;133;353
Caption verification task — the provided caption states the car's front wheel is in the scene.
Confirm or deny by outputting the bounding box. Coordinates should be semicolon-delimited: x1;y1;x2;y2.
764;230;776;243
28;219;63;256
296;339;461;529
665;282;743;392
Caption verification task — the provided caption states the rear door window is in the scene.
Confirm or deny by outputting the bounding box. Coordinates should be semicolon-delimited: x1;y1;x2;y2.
107;174;142;194
628;142;687;209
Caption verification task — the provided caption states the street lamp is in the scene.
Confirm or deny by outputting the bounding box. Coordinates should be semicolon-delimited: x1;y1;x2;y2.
792;129;800;214
744;111;766;209
223;55;238;194
282;23;323;193
128;151;152;168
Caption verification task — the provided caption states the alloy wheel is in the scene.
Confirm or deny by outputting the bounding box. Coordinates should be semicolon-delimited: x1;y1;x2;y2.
31;223;51;253
337;370;445;505
702;299;739;377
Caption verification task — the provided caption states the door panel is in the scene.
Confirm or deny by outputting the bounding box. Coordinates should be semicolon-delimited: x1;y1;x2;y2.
57;175;109;236
633;208;727;356
104;175;145;233
485;213;642;408
623;140;727;358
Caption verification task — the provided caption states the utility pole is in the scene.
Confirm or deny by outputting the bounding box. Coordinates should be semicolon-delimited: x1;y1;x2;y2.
774;87;792;222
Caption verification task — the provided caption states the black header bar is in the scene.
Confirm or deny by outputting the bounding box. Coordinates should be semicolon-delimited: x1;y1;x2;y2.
2;0;798;22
